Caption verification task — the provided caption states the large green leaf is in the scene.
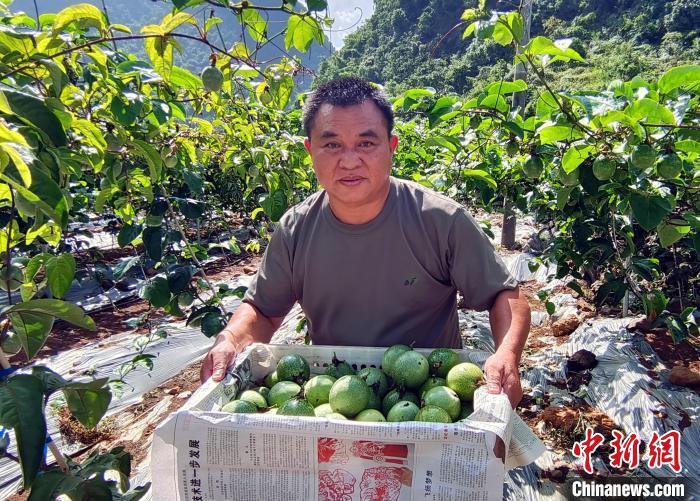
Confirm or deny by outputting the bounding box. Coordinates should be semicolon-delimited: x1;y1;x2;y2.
117;223;142;247
3;299;96;331
131;139;163;182
658;65;700;94
8;311;54;359
1;159;69;227
167;265;194;294
113;257;140;280
168;66;201;90
625;98;676;125
239;9;267;42
562;144;594;173
45;253;76;299
260;190;288;222
486;80;527;95
0;375;47;487
629;193;673;231
63;380;111;430
285;15;323;53
538;124;582;144
28;470;81;501
657;220;691;248
139;276;170;307
0;86;67;147
142;226;164;261
53;3;107;32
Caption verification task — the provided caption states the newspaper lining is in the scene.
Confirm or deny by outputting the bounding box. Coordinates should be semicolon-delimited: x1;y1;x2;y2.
151;344;545;501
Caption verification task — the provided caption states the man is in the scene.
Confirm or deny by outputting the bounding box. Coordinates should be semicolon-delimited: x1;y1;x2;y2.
201;77;530;407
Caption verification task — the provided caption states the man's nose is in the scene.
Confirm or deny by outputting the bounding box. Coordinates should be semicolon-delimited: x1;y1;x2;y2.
338;147;362;169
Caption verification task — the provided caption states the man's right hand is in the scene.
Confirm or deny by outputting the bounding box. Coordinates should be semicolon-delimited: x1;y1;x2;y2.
200;333;239;382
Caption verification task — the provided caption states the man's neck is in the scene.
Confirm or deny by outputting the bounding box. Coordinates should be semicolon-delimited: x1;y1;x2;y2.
328;182;391;225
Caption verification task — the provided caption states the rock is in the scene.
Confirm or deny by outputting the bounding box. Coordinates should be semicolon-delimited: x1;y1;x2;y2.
243;265;256;274
178;391;193;399
165;387;180;395
551;314;580;337
567;349;597;372
669;362;700;389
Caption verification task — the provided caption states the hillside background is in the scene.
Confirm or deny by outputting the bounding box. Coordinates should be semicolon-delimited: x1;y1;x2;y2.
316;0;700;96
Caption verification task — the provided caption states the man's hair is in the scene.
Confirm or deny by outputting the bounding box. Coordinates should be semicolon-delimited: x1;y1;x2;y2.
302;76;394;138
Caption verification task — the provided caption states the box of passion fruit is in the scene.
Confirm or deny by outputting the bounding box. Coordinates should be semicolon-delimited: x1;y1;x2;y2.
151;343;544;501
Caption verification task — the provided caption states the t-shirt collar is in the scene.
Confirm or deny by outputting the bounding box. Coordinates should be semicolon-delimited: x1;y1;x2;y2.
322;176;398;235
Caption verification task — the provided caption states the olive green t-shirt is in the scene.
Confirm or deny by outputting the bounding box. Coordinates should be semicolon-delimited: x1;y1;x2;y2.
243;176;518;348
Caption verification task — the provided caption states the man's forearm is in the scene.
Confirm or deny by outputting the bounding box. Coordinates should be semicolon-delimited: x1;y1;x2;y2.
488;287;531;362
217;301;283;351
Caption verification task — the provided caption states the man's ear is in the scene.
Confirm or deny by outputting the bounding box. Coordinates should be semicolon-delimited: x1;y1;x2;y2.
389;134;399;154
303;138;312;156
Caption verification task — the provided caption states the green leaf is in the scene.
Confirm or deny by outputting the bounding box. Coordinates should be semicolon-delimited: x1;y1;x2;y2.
45;254;75;299
113;257;140;280
658;65;700;94
538;124;583;144
0;375;46;487
131;139;163;182
201;310;226;337
625;98;676;125
260;190;287;222
63;382;111;430
683;212;700;230
8;311;54;360
486;80;527;95
139;276;170;308
167;265;194;293
25;253;52;282
562;144;594;173
306;0;327;11
118;223;142;247
0;86;67;147
53;3;107;32
239;9;267;42
657;221;691;248
168;66;201;90
1;160;69;228
143;33;174;79
142;226;164;261
28;469;80;501
523;36;584;62
630;193;673;231
110;94;143;126
3;299;96;331
674;139;700;154
285;15;323;53
492;17;513;45
461;169;497;189
557;186;574;210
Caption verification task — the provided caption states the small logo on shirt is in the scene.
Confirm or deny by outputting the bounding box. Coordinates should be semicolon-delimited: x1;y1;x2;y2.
404;277;417;286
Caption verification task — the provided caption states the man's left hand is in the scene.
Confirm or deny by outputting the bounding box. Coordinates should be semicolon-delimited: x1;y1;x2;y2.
483;350;522;408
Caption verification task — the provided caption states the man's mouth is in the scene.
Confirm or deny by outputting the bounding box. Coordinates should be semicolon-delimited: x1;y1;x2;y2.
339;176;364;186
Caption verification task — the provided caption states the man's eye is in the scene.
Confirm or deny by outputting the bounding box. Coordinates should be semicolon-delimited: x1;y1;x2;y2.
323;143;339;149
359;141;375;147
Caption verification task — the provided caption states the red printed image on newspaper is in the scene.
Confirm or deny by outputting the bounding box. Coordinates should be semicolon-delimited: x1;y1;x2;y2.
317;438;414;501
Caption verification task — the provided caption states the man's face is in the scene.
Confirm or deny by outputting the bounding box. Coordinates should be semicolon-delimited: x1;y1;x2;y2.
304;100;399;218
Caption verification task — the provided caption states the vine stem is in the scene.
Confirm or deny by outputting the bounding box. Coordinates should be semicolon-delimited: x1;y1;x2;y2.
166;207;224;313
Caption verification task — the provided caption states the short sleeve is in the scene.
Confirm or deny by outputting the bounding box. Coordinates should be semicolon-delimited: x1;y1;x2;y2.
447;208;518;311
243;224;296;317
